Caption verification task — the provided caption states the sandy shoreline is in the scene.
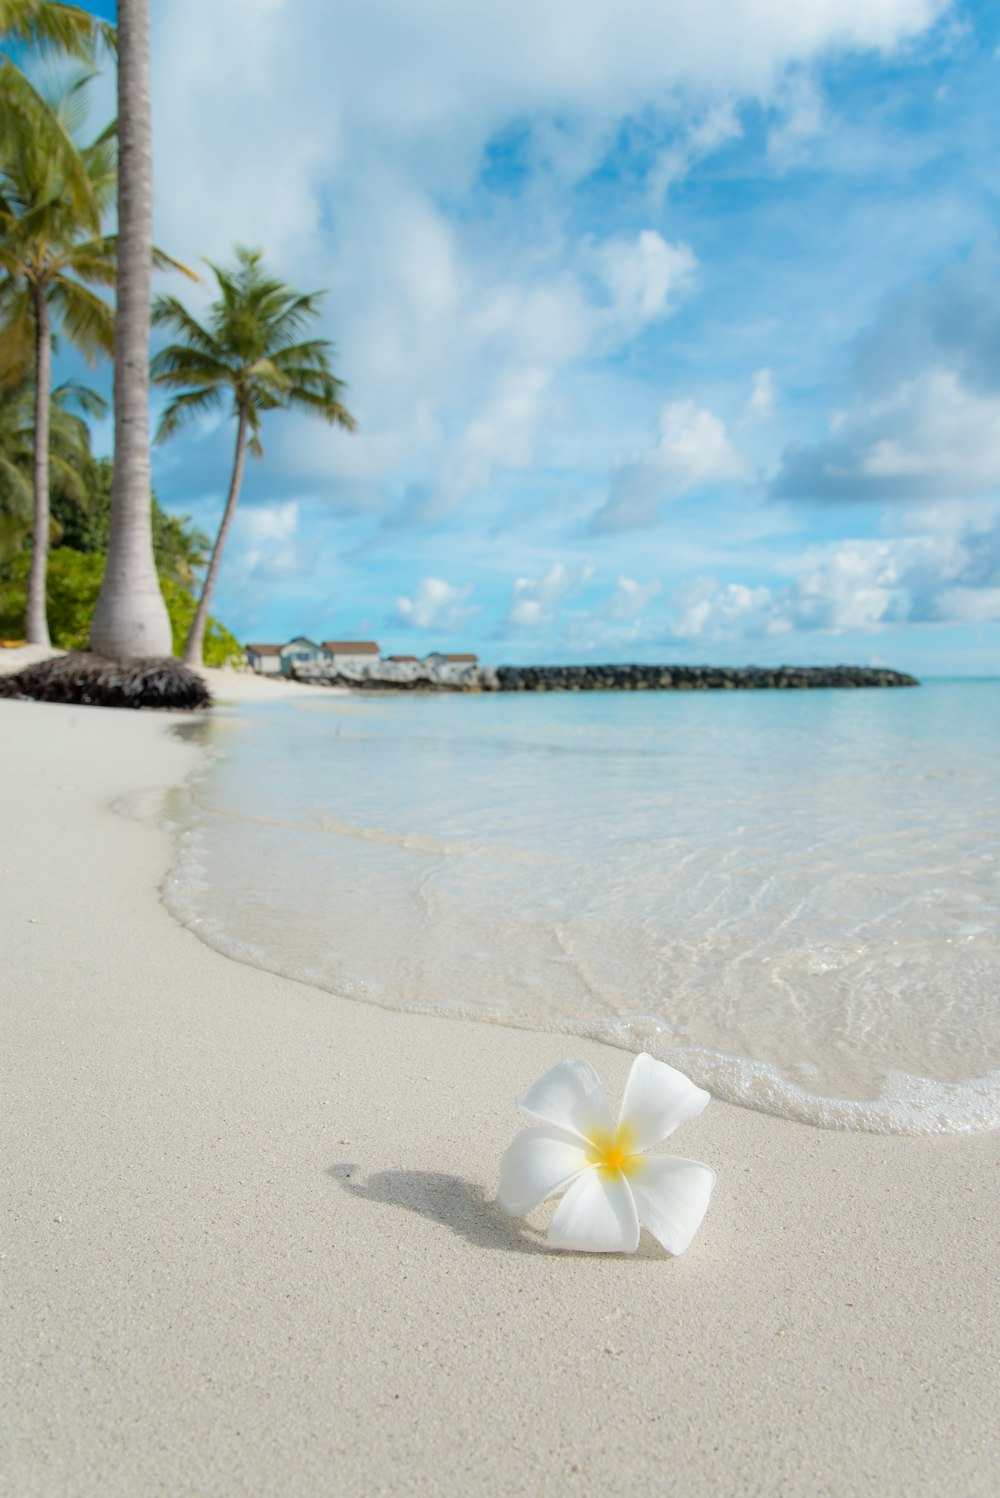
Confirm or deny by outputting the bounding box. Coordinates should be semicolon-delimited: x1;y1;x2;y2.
1;663;997;1496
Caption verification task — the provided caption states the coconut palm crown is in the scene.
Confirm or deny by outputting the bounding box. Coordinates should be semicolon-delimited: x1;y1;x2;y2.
151;246;357;669
0;376;104;568
0;75;118;644
1;1;114;222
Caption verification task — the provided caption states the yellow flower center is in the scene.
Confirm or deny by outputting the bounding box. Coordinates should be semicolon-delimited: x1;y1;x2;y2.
585;1123;638;1177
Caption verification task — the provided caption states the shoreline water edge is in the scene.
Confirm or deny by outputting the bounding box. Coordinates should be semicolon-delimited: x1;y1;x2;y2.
161;678;997;1139
2;656;997;1495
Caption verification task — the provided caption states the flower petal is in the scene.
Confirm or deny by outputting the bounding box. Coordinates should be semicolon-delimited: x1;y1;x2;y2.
517;1058;614;1143
497;1127;590;1217
547;1168;640;1254
618;1053;710;1152
627;1154;716;1256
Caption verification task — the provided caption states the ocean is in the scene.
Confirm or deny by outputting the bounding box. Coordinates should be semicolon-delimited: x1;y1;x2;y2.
162;680;1000;1135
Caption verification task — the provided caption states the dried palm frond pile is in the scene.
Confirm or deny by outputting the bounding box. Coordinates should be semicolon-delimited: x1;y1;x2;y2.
0;653;212;710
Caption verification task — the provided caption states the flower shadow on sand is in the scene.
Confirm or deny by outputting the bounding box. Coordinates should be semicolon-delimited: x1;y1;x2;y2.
326;1163;552;1255
326;1163;674;1259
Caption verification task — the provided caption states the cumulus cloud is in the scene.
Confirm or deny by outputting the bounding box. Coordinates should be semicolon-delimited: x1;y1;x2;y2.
146;0;949;533
507;562;595;630
670;578;784;640
648;101;745;203
773;368;1000;504
594;231;697;335
668;504;1000;640
744;367;777;420
767;71;825;169
592;400;746;532
394;577;477;631
605;576;662;620
772;253;1000;506
230;501;309;582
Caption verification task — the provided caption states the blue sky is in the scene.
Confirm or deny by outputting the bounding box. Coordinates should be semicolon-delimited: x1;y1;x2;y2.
70;0;1000;671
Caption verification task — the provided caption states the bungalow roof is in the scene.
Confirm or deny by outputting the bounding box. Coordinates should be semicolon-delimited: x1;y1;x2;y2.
321;640;380;654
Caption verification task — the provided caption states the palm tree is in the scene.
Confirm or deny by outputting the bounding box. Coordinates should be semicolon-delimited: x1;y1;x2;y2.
0;1;113;221
151;246;356;669
88;0;173;659
0;75;117;644
0;376;103;567
0;376;104;523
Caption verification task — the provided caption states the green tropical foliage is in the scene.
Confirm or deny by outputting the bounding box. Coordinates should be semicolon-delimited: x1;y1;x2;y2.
0;66;193;644
53;455;211;587
0;376;103;537
151;244;356;666
0;72;118;641
0;544;242;663
0;73;118;382
0;1;113;223
0;407;237;659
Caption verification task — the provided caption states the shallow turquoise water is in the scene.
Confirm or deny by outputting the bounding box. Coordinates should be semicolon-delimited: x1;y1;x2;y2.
164;681;1000;1133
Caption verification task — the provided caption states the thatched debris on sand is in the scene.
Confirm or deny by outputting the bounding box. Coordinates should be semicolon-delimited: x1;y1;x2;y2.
0;653;213;710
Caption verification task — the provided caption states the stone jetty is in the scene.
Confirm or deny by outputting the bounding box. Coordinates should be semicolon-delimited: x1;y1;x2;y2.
494;663;918;691
292;660;918;691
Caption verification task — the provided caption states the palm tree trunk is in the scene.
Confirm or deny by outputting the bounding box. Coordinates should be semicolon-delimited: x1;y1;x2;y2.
89;0;172;660
183;407;248;669
25;288;51;646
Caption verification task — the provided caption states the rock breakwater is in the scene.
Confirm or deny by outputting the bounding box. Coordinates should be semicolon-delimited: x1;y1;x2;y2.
494;664;919;691
292;661;918;691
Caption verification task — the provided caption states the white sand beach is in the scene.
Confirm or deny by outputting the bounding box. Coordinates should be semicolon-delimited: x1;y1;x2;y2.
1;658;997;1497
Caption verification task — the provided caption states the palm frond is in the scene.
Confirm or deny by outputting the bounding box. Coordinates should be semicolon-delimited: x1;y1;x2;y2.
52;378;107;419
149;246;356;456
0;453;33;520
151;345;232;387
155;387;226;444
1;1;108;58
284;386;358;430
47;276;114;359
48;450;87;502
152;244;199;280
0;281;34;382
151;296;221;354
0;59;101;229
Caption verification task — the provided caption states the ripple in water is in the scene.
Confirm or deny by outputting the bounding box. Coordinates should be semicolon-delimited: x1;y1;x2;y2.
161;683;1000;1134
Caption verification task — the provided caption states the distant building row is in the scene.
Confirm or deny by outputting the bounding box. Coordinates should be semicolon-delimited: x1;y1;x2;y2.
245;638;478;678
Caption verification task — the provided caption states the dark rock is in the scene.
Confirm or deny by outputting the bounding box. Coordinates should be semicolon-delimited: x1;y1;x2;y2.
492;664;918;692
0;652;213;710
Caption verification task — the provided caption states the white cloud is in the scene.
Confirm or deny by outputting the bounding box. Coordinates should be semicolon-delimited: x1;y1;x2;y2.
934;586;1000;622
648;102;745;203
229;501;309;582
671;577;787;640
605;575;662;620
595;231;697;335
147;0;949;534
668;504;1000;640
776;368;1000;502
507;562;595;630
767;72;825;168
745;367;777;420
592;399;746;532
419;366;554;522
394;577;477;631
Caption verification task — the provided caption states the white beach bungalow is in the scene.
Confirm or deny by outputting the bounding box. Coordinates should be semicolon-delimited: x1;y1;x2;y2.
246;637;327;676
321;641;381;674
424;651;480;684
245;643;283;674
279;637;327;675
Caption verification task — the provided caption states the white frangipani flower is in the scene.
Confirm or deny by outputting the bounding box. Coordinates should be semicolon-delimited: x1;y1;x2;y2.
498;1054;715;1255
